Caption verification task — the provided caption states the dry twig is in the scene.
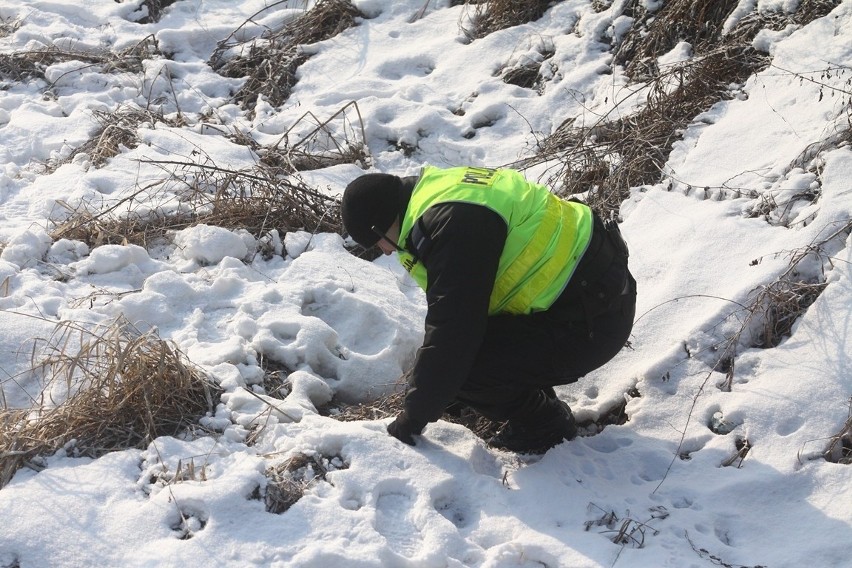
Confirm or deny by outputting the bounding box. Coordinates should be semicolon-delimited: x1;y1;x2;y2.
50;159;341;249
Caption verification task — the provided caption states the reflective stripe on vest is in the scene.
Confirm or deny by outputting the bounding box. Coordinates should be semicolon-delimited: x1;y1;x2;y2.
492;193;580;314
398;165;593;315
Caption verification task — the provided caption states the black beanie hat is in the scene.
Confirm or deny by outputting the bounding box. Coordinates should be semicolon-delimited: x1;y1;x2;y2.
341;173;405;247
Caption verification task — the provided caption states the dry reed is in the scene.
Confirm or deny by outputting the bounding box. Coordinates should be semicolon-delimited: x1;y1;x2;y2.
0;319;219;489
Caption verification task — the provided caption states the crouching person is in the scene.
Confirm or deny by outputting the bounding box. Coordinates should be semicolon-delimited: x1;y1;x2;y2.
341;165;636;453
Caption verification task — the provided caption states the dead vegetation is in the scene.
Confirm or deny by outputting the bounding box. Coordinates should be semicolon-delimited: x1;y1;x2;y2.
500;46;555;95
650;217;849;492
46;97;364;248
520;0;841;218
0;16;20;38
749;279;827;349
50;96;365;178
710;222;847;392
232;101;369;173
334;380;639;442
685;531;769;568
615;0;840;80
264;452;349;513
50;158;342;250
0;35;162;85
210;0;363;111
614;0;743;79
460;0;553;41
47;105;182;174
585;502;670;554
721;437;752;468
333;387;404;422
823;399;852;465
0;318;219;489
531;50;768;216
142;456;210;491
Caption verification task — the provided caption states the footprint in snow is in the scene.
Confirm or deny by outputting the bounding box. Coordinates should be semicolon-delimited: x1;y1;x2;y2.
374;490;423;558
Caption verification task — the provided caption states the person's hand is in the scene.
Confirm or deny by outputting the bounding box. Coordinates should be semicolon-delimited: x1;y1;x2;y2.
387;412;423;446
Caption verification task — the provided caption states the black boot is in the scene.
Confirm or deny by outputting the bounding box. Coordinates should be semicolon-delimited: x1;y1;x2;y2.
488;399;577;454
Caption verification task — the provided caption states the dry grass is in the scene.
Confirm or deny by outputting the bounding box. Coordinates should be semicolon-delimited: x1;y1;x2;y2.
51;99;367;178
616;0;840;79
500;46;555;95
522;0;841;218
720;437;752;468
259;355;294;400
50;159;341;250
211;0;363;111
0;318;219;489
334;379;639;442
46;105;182;174
533;45;767;215
614;0;742;79
824;400;852;465
460;0;552;41
0;16;20;38
585;502;669;554
334;386;405;422
264;452;348;513
750;280;827;348
710;275;829;392
0;35;162;85
48;99;363;250
707;220;850;392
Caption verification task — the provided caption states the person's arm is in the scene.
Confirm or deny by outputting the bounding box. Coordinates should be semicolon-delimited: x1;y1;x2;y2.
387;202;506;444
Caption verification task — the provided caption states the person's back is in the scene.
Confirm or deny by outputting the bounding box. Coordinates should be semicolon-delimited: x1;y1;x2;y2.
342;165;635;453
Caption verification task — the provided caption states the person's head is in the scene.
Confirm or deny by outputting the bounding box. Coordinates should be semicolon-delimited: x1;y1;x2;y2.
341;173;409;253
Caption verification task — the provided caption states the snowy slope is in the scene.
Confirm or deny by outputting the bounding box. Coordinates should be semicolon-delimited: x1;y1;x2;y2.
1;1;851;567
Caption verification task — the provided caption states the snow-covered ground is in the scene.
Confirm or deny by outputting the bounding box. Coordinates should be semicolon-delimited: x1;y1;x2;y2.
1;1;851;566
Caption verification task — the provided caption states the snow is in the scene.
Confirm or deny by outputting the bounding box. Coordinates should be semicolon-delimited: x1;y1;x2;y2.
1;0;851;567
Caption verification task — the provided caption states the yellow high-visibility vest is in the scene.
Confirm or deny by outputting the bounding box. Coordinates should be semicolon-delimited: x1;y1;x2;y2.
397;165;593;315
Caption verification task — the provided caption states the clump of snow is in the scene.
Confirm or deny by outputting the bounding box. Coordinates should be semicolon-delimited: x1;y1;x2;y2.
73;244;159;275
0;227;51;269
658;40;693;67
174;224;254;265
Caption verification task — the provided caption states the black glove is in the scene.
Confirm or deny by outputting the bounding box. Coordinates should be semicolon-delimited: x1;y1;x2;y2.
387;412;424;446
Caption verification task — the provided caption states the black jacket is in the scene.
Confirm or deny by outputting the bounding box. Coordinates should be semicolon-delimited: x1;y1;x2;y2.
401;201;508;430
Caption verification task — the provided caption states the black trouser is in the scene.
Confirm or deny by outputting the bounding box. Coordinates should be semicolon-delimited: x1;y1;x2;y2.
455;218;636;424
